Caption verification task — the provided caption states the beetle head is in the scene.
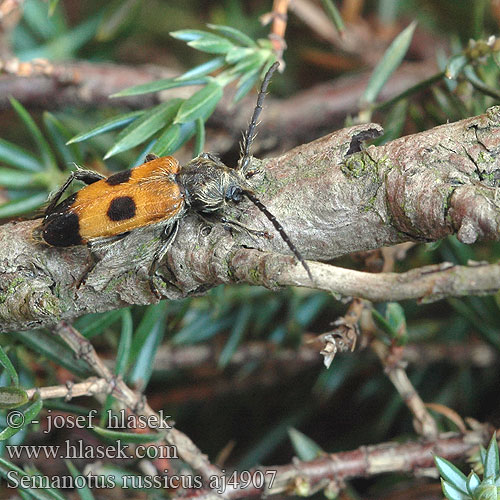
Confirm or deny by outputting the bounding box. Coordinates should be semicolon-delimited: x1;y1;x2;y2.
178;153;252;213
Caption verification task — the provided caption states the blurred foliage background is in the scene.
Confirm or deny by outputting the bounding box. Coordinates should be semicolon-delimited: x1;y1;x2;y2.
1;1;500;499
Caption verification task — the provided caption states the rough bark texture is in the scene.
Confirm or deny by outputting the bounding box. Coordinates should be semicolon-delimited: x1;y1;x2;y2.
2;107;500;333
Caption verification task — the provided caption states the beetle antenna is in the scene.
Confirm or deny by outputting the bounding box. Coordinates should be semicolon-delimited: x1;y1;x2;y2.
238;61;280;173
244;191;313;282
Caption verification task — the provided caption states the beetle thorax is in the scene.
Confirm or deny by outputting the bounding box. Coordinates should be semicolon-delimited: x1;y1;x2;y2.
177;153;250;213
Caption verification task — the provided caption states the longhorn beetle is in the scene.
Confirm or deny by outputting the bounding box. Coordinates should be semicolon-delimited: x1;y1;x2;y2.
38;62;313;289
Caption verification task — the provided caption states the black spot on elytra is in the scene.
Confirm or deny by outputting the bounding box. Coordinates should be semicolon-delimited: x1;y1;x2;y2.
107;196;136;221
106;170;132;186
43;193;82;246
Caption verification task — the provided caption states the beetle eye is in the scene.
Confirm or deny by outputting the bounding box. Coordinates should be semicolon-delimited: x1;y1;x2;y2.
226;186;242;202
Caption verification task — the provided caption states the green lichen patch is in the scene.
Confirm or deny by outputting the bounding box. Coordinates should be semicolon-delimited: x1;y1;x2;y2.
38;292;62;320
0;277;26;304
104;270;135;293
248;266;262;284
341;151;379;179
361;193;378;212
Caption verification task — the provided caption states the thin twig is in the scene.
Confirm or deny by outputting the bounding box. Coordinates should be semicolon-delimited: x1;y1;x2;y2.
361;239;437;438
318;298;365;368
341;0;364;23
371;339;438;438
53;322;223;484
149;339;497;373
261;0;289;64
172;426;494;499
25;377;108;401
233;253;500;303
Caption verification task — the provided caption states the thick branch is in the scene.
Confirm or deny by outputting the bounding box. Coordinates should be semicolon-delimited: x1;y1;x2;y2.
2;108;500;332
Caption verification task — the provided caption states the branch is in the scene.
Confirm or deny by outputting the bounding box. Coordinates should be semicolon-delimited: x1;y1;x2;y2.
172;426;494;499
0;58;436;151
233;254;500;301
261;0;290;63
2;109;500;332
25;376;108;401
0;59;179;109
372;339;438;438
151;339;498;374
53;322;222;482
320;296;438;438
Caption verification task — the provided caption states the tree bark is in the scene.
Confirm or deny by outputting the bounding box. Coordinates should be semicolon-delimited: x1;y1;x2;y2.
2;107;500;333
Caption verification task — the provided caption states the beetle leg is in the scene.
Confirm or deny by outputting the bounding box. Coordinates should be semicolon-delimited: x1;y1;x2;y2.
77;233;130;288
76;252;98;289
149;221;180;298
46;169;105;215
219;216;272;239
199;213;272;240
145;153;159;163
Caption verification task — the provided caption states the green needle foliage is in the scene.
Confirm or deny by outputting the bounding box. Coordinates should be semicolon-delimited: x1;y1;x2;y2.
0;100;86;218
436;435;500;500
68;24;277;159
14;0;101;61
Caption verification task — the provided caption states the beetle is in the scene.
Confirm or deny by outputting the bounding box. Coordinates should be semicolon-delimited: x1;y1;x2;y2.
37;62;312;289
